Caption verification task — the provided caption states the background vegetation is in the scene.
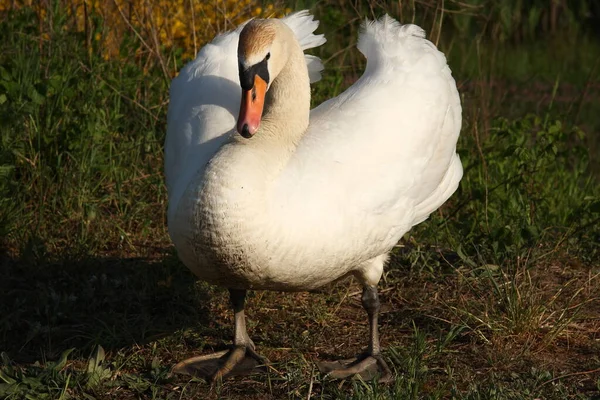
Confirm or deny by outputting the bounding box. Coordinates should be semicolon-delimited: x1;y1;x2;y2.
0;0;599;399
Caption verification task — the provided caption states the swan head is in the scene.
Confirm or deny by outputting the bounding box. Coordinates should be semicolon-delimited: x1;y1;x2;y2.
236;19;291;138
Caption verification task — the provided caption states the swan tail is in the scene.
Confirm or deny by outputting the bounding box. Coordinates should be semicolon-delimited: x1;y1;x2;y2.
283;10;327;83
358;15;444;74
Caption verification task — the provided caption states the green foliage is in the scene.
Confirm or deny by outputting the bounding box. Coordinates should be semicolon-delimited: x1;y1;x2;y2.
421;114;600;266
0;344;177;399
0;6;169;258
304;0;598;43
445;0;595;42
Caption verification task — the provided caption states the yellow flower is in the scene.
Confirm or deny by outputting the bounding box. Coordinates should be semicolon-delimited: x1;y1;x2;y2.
1;0;286;66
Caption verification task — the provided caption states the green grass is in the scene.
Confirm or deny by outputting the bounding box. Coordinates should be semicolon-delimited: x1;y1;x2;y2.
1;1;600;399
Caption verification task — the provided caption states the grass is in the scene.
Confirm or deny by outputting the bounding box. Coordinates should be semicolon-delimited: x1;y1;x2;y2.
1;0;600;399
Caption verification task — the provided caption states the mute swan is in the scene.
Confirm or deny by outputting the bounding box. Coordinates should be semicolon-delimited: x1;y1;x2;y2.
165;11;462;382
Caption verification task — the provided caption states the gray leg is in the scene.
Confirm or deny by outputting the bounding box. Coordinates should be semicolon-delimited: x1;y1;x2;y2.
361;286;392;380
318;285;393;383
363;285;381;355
212;289;266;380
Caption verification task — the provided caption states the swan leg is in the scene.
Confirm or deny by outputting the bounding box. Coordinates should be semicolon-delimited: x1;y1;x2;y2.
317;285;393;383
172;289;268;381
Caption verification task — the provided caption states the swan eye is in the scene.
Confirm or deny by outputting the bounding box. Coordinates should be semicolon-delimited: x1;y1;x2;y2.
265;52;271;61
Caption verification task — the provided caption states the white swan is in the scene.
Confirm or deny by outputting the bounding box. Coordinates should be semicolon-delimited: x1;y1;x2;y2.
165;11;462;382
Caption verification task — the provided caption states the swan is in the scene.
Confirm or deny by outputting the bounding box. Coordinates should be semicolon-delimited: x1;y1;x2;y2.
165;11;462;382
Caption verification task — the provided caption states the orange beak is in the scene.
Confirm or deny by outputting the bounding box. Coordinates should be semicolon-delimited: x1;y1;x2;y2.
237;75;267;138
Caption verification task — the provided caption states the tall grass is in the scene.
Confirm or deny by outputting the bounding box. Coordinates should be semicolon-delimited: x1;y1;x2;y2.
0;5;168;259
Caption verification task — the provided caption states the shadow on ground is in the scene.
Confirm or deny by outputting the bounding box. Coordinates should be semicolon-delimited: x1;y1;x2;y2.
0;246;440;367
0;250;211;363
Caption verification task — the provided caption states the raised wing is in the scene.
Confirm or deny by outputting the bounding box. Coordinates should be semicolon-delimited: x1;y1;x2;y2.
275;16;462;256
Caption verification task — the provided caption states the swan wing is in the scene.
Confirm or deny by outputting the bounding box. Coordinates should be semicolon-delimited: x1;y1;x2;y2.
278;16;462;255
165;11;326;221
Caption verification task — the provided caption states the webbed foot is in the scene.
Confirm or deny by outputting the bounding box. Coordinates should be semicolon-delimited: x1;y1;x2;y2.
173;289;268;381
173;344;268;380
317;353;393;383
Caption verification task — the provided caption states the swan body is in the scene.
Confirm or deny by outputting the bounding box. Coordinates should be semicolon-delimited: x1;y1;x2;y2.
166;12;461;292
165;11;462;380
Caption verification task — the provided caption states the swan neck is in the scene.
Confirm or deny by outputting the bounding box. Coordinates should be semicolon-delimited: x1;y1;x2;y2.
261;49;311;144
201;34;312;221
